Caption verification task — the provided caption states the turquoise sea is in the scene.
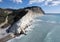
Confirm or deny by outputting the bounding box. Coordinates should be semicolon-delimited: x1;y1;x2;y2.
7;14;60;42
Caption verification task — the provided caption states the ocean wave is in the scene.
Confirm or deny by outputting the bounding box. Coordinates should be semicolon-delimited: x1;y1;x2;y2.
46;21;57;23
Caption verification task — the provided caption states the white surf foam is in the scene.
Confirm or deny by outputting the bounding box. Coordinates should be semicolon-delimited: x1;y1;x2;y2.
46;20;57;23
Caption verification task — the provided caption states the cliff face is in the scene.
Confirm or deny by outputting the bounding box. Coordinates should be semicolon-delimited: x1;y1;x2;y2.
0;6;45;42
0;6;45;28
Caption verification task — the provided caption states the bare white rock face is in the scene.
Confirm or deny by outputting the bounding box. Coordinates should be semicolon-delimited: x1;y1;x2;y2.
17;9;44;34
6;6;44;36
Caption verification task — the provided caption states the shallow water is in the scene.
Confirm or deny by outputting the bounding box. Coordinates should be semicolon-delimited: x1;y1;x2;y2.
7;15;60;42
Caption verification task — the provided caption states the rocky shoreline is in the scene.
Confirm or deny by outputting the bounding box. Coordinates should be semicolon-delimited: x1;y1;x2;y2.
0;6;45;42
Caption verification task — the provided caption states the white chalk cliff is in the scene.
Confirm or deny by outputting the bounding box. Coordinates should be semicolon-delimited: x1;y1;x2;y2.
6;6;44;35
0;6;45;42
